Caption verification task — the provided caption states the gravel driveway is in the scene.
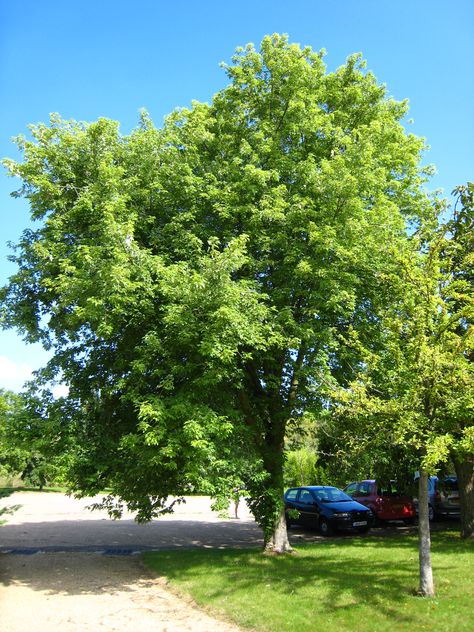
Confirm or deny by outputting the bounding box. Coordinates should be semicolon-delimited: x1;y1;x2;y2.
0;492;259;632
0;552;246;632
0;491;264;553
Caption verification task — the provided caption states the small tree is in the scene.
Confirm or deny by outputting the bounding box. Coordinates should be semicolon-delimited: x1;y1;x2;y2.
326;190;474;595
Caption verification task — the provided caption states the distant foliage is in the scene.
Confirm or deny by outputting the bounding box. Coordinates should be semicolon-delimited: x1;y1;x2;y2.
284;448;330;488
0;388;67;489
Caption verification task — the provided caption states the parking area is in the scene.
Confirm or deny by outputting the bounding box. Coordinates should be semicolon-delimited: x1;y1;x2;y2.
0;490;445;557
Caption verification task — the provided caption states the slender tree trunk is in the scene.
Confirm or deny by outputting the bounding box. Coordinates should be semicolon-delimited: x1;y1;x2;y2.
453;455;474;539
418;469;435;596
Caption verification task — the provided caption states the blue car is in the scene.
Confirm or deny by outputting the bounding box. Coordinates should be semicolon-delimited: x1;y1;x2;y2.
284;486;374;536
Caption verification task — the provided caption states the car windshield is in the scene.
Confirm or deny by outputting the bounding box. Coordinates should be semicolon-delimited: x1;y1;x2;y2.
444;478;458;492
313;488;352;503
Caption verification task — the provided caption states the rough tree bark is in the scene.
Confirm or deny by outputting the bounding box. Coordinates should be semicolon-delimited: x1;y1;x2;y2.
418;469;435;597
261;412;292;554
453;455;474;539
264;507;293;554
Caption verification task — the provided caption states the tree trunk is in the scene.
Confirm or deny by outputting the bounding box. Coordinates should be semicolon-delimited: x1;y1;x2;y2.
264;506;293;553
453;455;474;539
418;469;435;597
261;411;292;554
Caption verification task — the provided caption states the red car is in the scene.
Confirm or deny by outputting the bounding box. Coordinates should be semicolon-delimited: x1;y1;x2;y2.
344;480;416;524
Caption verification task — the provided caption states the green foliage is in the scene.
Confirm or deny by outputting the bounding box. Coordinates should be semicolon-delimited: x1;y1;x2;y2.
1;35;432;540
322;183;474;488
0;388;66;488
283;448;330;487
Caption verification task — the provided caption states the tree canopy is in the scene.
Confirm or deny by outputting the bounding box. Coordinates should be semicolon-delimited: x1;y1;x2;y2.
1;34;432;550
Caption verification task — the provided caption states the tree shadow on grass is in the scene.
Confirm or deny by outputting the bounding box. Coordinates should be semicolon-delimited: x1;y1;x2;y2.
142;531;472;629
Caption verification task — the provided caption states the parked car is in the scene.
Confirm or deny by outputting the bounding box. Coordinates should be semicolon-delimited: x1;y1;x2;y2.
284;486;374;536
343;480;416;524
413;475;460;521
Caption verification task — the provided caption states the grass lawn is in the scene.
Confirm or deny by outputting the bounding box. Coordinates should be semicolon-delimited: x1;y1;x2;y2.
0;486;66;493
143;530;473;632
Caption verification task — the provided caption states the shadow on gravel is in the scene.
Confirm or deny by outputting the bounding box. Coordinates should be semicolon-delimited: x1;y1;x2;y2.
0;551;158;595
0;518;265;553
0;514;460;554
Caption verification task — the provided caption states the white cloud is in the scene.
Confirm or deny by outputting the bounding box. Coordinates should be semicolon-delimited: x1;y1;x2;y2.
0;355;34;392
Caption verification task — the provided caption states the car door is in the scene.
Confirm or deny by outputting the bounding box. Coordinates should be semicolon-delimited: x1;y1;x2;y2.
285;488;301;524
355;481;374;510
296;489;320;528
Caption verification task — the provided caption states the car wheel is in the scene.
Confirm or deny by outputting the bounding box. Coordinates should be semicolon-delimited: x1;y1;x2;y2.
357;526;370;534
404;517;416;526
319;518;333;537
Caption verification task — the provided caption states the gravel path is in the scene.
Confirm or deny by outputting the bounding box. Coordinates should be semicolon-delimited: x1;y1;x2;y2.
0;491;263;553
0;552;242;632
0;492;254;632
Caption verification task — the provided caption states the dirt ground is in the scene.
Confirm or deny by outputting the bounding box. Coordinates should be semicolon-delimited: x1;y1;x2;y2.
0;552;243;632
0;492;254;632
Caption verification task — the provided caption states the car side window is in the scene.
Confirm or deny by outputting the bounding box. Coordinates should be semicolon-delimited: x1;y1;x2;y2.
286;489;298;501
299;490;314;504
345;483;357;497
358;482;372;497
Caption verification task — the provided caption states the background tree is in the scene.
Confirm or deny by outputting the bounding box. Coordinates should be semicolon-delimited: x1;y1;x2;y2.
0;389;26;482
443;183;474;538
0;388;65;488
323;188;474;595
1;35;431;552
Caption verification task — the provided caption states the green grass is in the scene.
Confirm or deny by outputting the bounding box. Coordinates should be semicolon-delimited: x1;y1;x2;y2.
0;485;113;494
0;485;67;494
143;530;474;632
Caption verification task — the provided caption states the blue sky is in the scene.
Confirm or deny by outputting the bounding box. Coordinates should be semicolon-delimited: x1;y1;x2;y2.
1;0;473;391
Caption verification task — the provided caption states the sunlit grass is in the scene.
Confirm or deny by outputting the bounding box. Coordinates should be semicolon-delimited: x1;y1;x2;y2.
0;485;66;493
0;485;113;494
143;530;473;632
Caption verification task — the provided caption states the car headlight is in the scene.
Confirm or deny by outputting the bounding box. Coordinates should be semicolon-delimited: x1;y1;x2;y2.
333;512;350;518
